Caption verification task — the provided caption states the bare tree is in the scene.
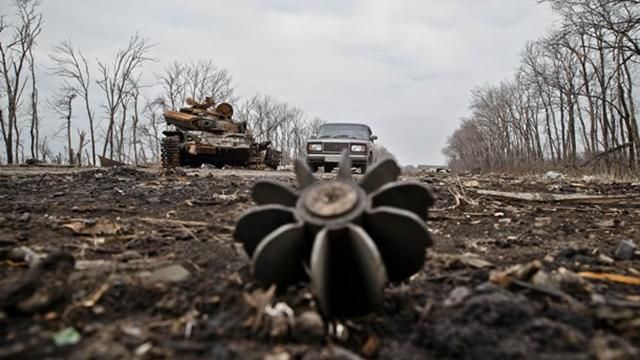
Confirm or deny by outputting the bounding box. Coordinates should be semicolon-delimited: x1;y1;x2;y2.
131;85;139;165
157;61;185;110
50;90;77;165
157;59;236;110
39;134;52;162
0;0;42;164
114;88;131;162
49;40;98;165
28;44;38;160
97;33;152;159
138;97;164;163
184;59;236;104
237;94;319;163
75;129;87;165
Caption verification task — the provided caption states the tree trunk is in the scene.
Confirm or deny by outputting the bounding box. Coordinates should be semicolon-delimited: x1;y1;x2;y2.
13;107;20;164
118;103;127;162
85;100;96;166
102;114;115;159
132;97;139;165
66;96;74;165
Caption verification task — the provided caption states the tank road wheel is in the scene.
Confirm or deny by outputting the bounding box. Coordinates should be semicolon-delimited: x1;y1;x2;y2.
161;136;181;168
264;149;282;170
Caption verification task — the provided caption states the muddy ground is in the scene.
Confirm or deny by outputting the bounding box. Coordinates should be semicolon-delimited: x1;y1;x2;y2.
0;166;639;359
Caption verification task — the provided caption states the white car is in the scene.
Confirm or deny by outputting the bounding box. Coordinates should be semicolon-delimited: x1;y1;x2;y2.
305;123;380;173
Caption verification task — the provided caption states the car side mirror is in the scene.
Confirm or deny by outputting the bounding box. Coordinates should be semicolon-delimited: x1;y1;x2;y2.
370;135;378;141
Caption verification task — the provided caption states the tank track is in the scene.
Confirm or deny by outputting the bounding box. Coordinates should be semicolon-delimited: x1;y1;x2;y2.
161;136;181;168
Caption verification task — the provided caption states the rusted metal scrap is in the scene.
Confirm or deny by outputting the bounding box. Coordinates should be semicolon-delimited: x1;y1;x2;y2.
98;155;125;167
234;151;434;316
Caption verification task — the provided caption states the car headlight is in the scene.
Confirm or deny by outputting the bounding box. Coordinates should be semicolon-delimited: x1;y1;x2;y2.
350;144;366;153
308;143;322;152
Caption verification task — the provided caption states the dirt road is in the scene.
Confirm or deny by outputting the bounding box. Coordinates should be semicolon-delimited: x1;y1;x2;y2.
1;166;639;359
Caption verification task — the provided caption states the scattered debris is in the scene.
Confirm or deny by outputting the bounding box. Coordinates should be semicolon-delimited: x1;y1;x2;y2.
444;286;472;307
589;333;639;360
595;218;616;228
293;311;325;342
264;302;294;338
0;252;75;314
2;245;44;266
53;327;81;346
614;240;637;260
264;347;291;360
328;321;349;342
139;217;209;227
243;285;277;332
490;260;543;287
462;180;480;188
361;335;381;358
143;264;191;284
80;283;110;308
437;178;480;211
543;171;564;181
489;261;591;306
531;267;592;296
534;217;552;227
98;155;126;167
458;254;493;269
429;252;494;270
134;342;153;357
473;189;640;204
18;212;31;222
63;219;121;236
598;254;615;265
579;272;640;286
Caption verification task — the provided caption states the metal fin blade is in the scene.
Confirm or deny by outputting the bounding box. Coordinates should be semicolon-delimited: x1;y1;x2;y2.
310;226;387;316
365;207;431;282
294;159;316;190
310;228;331;314
233;205;295;256
252;223;310;289
337;150;353;182
347;224;387;308
252;179;298;207
359;158;401;194
370;182;434;220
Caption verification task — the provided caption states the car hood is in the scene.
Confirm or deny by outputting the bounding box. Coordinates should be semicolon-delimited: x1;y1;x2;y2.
308;138;368;143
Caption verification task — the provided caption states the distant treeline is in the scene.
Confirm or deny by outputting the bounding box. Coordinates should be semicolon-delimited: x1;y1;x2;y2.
444;0;640;174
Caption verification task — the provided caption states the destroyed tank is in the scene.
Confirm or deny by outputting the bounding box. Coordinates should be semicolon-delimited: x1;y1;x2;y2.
161;98;281;169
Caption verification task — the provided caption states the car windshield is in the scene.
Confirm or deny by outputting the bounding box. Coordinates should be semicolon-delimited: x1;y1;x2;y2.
317;124;370;140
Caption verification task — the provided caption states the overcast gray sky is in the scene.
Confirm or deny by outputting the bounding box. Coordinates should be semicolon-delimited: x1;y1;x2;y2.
25;0;555;165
